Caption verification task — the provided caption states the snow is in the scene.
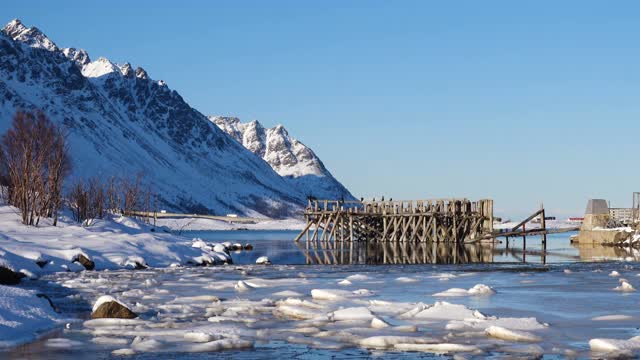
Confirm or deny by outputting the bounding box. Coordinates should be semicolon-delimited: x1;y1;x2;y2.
485;326;542;342
0;285;63;347
590;336;640;352
1;20;350;218
210;116;355;202
81;57;118;78
155;217;307;231
330;307;373;321
433;284;495;297
614;280;636;292
0;204;226;274
92;295;131;312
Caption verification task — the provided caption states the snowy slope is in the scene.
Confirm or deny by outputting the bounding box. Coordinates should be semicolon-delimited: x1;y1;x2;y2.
0;19;316;218
211;116;354;201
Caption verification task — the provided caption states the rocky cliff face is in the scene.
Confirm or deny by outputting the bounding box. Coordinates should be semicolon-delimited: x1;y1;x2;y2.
211;116;354;201
0;19;318;217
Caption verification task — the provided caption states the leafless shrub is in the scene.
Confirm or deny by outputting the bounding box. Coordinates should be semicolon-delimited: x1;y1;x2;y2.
0;111;71;226
68;174;155;224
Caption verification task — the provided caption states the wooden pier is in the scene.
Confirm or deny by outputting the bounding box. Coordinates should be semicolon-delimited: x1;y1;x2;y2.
296;198;495;246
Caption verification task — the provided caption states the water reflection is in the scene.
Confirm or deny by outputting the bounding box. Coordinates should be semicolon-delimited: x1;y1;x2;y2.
299;241;494;265
573;242;640;262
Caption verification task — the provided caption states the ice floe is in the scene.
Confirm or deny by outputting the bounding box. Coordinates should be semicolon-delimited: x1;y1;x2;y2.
433;284;495;297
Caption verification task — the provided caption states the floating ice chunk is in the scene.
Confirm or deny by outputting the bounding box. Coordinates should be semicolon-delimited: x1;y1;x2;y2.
433;284;495;297
563;269;573;274
112;348;136;356
398;303;430;318
589;336;640;352
432;288;468;297
256;256;271;265
371;317;390;328
274;305;325;320
311;289;352;301
395;277;418;283
352;289;373;296
468;284;496;295
394;343;480;353
485;326;542;342
610;271;621;277
277;298;323;309
184;332;219;343
414;302;479;321
359;336;435;348
614;281;636;292
330;307;374;321
394;325;418;332
338;279;352;286
235;280;259;291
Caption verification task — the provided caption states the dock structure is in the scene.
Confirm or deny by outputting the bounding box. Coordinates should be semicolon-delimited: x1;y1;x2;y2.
295;198;495;247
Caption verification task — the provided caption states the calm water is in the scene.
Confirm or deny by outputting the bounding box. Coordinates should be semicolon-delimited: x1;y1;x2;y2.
6;230;640;359
186;230;624;265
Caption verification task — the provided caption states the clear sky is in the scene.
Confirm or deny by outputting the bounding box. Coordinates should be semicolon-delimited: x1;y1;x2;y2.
4;1;639;218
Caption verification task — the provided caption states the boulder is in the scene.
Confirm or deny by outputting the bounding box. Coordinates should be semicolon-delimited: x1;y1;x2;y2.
0;266;24;285
91;296;138;319
73;254;95;270
244;244;254;251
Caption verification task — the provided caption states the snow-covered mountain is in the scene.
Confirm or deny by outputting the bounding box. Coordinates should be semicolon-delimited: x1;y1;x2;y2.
211;116;354;201
0;19;354;217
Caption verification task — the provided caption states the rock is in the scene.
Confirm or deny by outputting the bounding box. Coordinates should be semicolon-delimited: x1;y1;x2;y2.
92;296;138;319
35;259;48;268
0;266;24;285
232;243;243;251
256;256;271;265
244;244;253;251
73;254;95;270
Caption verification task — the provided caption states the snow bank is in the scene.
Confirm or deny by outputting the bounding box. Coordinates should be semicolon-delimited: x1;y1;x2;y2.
155;217;306;231
0;285;62;347
0;205;224;275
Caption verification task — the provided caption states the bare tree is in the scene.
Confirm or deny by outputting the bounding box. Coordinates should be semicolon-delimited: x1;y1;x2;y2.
0;111;71;225
122;173;142;215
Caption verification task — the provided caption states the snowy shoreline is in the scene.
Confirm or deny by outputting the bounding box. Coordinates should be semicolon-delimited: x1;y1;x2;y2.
154;217;306;232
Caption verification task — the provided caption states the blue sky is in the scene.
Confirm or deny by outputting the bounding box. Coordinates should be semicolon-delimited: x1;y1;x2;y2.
4;1;640;218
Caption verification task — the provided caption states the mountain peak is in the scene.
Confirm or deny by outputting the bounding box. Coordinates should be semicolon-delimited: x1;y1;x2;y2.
62;47;91;66
2;19;58;51
82;57;118;78
135;67;148;79
120;62;134;77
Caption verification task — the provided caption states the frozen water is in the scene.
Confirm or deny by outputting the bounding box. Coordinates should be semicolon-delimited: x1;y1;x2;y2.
6;231;640;359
